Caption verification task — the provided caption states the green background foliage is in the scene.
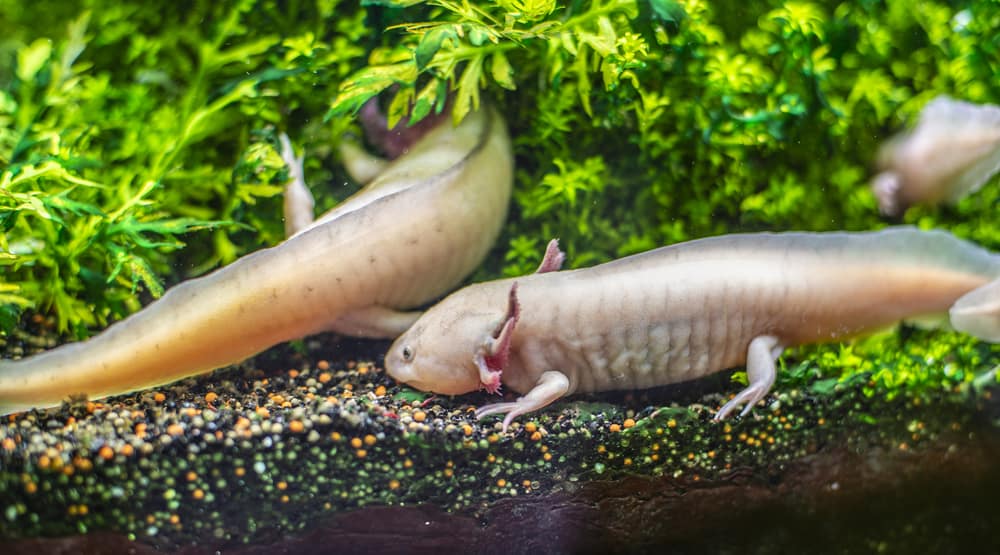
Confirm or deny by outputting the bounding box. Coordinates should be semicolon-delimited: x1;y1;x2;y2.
2;0;999;393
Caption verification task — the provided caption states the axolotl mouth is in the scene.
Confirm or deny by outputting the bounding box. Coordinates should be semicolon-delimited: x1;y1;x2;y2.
385;364;451;395
384;354;480;396
383;354;432;393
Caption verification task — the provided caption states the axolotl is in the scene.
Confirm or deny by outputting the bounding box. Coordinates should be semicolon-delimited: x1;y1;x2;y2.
385;228;1000;429
0;106;512;415
872;96;1000;217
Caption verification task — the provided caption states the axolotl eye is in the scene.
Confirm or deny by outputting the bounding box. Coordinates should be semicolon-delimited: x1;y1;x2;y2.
401;346;415;362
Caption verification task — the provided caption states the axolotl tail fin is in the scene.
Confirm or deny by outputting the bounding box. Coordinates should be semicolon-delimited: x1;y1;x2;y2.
950;278;1000;342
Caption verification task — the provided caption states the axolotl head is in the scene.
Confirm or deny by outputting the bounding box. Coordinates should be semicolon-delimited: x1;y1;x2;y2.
385;282;521;396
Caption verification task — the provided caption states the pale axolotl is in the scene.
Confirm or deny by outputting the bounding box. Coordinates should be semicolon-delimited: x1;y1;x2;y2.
385;228;1000;430
0;106;513;415
872;96;1000;216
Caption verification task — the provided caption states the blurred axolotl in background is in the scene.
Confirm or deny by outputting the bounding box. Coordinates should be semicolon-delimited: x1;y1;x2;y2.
0;104;513;415
872;95;1000;216
386;229;1000;430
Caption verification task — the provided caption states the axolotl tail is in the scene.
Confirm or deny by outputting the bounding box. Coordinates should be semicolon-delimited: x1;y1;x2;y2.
0;217;369;415
950;278;1000;342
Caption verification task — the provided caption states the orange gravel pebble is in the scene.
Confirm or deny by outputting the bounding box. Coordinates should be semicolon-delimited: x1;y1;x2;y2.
318;360;330;370
98;445;115;461
119;444;135;457
289;420;305;433
2;437;15;451
350;437;363;449
524;422;537;433
318;372;332;383
623;418;636;428
166;424;184;437
204;392;218;403
193;489;205;500
609;423;621;433
74;457;93;472
363;434;377;446
374;385;386;396
413;410;427;422
153;392;166;403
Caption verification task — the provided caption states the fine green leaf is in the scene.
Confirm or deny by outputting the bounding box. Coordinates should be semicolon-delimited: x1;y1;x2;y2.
452;55;485;124
415;26;456;70
16;38;52;82
490;50;516;90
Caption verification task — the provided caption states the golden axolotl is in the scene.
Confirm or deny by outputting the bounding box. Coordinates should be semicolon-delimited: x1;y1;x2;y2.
0;106;512;415
385;228;1000;430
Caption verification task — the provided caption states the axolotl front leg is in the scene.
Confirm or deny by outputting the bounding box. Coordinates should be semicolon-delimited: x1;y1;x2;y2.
472;241;575;429
476;371;570;431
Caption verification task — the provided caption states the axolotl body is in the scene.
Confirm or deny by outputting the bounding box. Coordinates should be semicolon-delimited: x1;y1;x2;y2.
0;106;512;415
386;228;1000;429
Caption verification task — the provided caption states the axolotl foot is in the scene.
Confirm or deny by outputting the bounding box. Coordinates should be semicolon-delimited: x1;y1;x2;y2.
714;335;782;421
475;371;569;432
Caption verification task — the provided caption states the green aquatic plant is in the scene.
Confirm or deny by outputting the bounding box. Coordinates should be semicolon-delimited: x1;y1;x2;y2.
330;0;1000;275
0;1;365;335
2;0;999;395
